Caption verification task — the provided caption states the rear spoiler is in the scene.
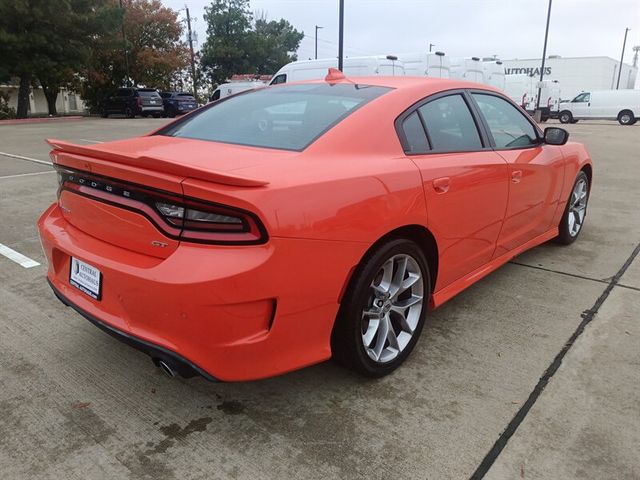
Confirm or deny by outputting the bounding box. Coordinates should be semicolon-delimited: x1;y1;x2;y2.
46;139;269;188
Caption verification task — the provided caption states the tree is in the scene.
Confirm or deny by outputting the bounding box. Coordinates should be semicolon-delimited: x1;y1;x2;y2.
200;0;253;86
200;1;303;85
248;16;304;75
0;0;120;117
82;0;190;111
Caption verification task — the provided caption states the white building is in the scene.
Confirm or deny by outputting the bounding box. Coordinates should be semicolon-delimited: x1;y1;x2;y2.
1;84;86;115
502;56;637;101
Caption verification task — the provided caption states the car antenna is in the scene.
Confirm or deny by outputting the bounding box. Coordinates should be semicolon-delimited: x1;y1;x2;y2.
324;67;354;85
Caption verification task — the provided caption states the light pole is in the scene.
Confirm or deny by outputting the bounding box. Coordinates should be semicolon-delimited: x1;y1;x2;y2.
616;28;630;89
429;43;435;53
535;0;553;117
185;5;198;99
338;0;344;71
119;0;131;86
315;25;323;59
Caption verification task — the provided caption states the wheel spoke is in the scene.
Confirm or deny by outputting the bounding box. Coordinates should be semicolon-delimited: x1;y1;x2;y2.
389;256;408;297
372;315;389;360
362;318;380;347
386;316;399;350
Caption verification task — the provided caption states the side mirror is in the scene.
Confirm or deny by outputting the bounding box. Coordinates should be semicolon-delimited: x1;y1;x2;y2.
543;127;569;145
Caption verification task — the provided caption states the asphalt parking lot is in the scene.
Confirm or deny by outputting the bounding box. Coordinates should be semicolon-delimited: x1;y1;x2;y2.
0;117;638;480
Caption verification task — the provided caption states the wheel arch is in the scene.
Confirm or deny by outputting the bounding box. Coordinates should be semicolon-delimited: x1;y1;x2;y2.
338;224;439;304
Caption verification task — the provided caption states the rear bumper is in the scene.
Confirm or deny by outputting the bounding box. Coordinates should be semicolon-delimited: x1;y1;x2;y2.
48;278;218;381
38;202;365;381
140;106;164;113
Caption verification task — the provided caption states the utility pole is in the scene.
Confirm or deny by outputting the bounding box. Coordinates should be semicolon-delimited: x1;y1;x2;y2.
616;28;630;89
535;0;552;118
338;0;344;71
186;6;198;99
429;43;435;53
119;0;131;86
315;25;323;59
632;45;640;69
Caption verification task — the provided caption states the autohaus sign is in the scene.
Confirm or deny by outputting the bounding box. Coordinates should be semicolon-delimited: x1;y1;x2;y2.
505;67;552;76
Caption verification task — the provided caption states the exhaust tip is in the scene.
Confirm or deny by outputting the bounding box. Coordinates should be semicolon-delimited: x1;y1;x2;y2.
156;359;176;378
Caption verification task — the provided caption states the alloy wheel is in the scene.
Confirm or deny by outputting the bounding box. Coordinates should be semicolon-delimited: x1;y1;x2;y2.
568;177;588;237
361;254;424;363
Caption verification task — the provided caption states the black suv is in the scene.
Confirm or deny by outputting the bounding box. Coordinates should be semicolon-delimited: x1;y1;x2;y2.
159;92;198;117
101;88;164;118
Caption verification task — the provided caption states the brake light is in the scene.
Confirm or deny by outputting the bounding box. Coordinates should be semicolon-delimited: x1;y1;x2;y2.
136;96;142;107
55;166;267;245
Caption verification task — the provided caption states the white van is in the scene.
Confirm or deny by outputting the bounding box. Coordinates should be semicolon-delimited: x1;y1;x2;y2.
558;89;640;125
540;80;562;119
209;81;266;102
450;57;483;83
504;74;537;110
269;55;405;85
481;60;505;90
397;51;450;78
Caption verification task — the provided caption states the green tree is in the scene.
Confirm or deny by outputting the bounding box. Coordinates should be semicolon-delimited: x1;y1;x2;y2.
200;0;253;85
201;2;303;84
0;0;120;117
248;16;304;75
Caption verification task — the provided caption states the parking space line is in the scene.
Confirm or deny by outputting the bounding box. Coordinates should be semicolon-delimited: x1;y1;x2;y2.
0;151;52;166
0;170;55;180
0;243;40;268
470;242;640;480
78;139;103;143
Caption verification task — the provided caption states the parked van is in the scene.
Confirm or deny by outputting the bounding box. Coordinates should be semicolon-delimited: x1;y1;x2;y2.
397;51;450;78
481;60;505;90
504;74;537;110
450;57;483;83
269;55;405;85
540;80;562;119
558;89;640;125
210;81;266;102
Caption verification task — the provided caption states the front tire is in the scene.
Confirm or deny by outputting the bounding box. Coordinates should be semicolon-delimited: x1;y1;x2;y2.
331;239;430;377
559;111;573;124
556;171;589;245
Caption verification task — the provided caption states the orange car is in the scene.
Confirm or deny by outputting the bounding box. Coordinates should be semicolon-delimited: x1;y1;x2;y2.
38;71;593;381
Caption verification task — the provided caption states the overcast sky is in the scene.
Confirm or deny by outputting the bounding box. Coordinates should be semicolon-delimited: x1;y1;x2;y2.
164;0;640;63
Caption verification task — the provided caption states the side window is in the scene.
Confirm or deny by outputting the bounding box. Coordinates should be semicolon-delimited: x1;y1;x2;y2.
418;94;483;152
211;90;221;101
572;92;590;103
271;74;287;85
472;93;538;149
401;111;429;154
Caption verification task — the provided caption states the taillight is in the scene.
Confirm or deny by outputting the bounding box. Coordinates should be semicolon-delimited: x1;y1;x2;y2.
136;96;142;107
55;166;267;245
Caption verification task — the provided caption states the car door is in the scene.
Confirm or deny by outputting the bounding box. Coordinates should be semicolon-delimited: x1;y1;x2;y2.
470;92;565;257
113;88;130;113
569;92;592;118
398;91;510;290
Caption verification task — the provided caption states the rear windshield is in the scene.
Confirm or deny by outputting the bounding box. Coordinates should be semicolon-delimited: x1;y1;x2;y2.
138;90;160;97
157;83;391;151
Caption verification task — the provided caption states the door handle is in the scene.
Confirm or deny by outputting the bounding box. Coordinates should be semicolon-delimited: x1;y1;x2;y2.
433;177;450;193
511;170;522;183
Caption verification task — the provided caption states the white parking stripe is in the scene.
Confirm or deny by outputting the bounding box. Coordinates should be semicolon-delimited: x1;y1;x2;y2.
0;151;52;165
0;170;55;180
78;139;103;143
0;243;40;268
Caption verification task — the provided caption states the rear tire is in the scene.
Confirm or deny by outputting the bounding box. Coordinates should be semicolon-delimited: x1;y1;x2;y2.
167;107;177;118
559;111;573;124
100;109;108;118
556;171;589;245
618;110;634;125
331;238;430;377
125;107;135;119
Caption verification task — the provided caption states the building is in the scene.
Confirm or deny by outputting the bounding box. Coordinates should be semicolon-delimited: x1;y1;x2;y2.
502;56;637;101
0;84;86;115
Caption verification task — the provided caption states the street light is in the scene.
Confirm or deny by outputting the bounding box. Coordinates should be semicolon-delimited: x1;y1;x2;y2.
616;28;630;90
429;43;435;53
338;0;344;71
315;25;323;60
535;0;553;118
